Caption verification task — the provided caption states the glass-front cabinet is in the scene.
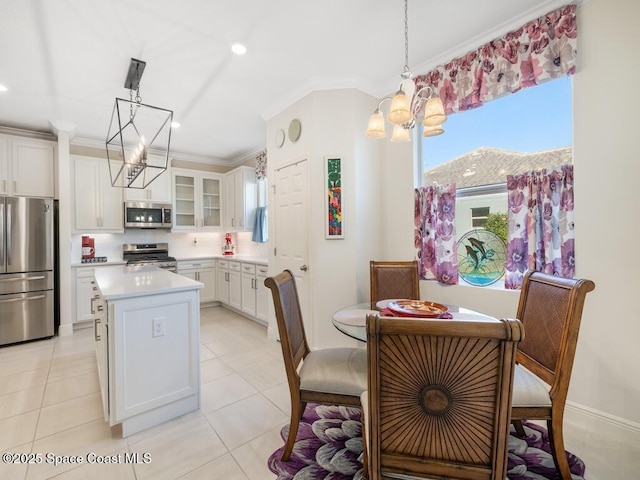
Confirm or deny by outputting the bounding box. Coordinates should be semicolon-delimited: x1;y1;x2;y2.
172;168;223;231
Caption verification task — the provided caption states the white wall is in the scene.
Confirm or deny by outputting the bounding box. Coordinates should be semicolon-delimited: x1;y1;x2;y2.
266;89;381;349
379;0;640;442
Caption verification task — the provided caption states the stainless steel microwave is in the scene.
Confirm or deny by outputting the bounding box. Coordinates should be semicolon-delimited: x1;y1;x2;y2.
124;201;172;229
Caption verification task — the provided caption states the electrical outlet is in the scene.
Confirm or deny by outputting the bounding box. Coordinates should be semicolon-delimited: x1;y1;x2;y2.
152;317;166;338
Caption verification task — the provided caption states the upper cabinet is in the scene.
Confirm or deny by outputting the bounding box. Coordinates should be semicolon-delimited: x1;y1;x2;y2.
72;156;123;232
0;135;56;198
172;168;223;231
124;156;172;203
224;166;256;232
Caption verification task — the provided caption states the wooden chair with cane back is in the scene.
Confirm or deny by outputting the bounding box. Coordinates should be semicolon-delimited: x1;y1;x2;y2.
510;270;595;480
361;313;524;480
264;270;367;461
369;260;420;308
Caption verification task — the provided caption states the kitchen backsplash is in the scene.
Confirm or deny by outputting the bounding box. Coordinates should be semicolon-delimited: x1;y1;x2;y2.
71;231;268;262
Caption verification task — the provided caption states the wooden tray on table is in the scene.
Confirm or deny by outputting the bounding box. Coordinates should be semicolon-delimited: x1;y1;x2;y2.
387;299;448;318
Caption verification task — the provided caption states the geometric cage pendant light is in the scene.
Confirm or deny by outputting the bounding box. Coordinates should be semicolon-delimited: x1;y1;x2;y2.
365;0;447;142
106;58;173;188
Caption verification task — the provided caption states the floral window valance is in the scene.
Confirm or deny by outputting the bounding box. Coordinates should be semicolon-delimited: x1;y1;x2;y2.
414;4;577;114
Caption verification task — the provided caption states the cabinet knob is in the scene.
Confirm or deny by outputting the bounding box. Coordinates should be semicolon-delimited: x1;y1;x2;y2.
300;265;308;271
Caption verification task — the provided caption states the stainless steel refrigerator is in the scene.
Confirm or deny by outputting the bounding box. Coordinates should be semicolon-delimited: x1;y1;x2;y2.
0;197;55;346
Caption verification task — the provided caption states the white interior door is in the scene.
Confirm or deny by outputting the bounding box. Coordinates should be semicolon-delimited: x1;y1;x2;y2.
273;160;310;340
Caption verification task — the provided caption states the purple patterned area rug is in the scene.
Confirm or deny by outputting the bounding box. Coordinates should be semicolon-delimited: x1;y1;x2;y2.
267;404;586;480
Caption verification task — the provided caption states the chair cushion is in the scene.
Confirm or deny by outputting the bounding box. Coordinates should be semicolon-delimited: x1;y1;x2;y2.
300;348;367;396
512;364;552;408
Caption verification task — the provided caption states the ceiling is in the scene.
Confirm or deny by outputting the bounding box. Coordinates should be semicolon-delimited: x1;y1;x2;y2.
0;0;570;164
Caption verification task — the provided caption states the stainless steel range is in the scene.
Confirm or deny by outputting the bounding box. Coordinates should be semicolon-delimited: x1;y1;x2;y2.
123;243;177;272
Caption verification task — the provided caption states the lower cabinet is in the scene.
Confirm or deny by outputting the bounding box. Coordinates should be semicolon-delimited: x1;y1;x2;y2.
217;258;268;324
255;265;271;324
74;265;113;324
177;260;216;304
228;261;242;311
241;263;270;324
217;259;230;304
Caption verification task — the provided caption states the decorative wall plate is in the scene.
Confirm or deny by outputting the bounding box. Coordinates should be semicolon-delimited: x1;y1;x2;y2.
288;118;302;143
457;229;506;286
275;129;285;148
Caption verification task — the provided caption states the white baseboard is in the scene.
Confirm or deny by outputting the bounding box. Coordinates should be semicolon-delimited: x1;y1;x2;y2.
58;323;74;336
565;401;640;447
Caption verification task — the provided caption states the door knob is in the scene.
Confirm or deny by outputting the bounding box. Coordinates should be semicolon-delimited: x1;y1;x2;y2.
300;265;308;271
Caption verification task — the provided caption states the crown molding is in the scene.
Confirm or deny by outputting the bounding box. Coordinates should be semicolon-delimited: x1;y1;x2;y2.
0;125;57;141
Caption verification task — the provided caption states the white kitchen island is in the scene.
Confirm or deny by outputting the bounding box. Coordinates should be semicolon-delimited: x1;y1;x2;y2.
93;265;203;437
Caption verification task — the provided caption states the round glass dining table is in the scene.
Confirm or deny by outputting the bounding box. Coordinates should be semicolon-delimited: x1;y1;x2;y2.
332;300;499;342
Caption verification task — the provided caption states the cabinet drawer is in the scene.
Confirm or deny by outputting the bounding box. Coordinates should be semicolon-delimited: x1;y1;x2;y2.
178;259;216;270
241;263;256;275
75;267;96;278
229;261;241;272
217;259;229;269
256;265;269;277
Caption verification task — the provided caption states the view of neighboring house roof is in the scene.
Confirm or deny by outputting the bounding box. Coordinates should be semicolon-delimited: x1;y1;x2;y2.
423;146;573;189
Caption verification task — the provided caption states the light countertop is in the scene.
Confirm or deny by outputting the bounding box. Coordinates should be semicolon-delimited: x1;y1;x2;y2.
94;265;203;301
176;254;268;265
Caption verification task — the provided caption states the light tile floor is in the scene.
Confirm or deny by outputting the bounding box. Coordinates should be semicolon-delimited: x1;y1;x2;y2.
0;305;637;479
0;306;287;480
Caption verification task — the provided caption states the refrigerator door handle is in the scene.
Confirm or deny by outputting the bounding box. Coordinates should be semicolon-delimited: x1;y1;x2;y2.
0;275;47;283
0;294;47;304
0;200;3;267
6;202;11;266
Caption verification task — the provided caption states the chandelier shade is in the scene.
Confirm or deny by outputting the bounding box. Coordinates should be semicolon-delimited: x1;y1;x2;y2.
365;0;447;142
105;58;172;189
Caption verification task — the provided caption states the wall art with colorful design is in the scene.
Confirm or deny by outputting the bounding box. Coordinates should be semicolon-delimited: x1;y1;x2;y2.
325;156;343;239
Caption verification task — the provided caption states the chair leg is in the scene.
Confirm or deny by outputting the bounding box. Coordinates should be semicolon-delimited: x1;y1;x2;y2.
547;417;572;480
281;400;307;461
512;419;527;437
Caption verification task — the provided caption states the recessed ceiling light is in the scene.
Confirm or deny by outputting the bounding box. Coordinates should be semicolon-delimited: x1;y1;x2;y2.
0;84;8;92
230;43;247;55
171;121;180;128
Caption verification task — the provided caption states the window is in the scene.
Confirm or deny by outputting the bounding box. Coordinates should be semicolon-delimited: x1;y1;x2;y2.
471;207;490;228
417;77;572;287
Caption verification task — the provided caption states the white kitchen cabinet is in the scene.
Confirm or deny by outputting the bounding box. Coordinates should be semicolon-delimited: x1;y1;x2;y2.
241;263;257;316
255;264;271;324
93;266;201;437
172;168;222;231
75;267;100;323
124;160;172;202
73;156;123;232
240;262;270;325
93;293;109;421
224;166;256;231
217;259;230;304
228;261;242;310
0;135;55;197
177;259;216;304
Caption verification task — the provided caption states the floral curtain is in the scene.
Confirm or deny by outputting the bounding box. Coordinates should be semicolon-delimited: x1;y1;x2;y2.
255;150;267;180
414;4;577;114
414;184;458;284
505;165;574;289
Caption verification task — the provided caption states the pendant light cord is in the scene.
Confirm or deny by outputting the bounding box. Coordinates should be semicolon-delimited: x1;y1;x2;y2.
403;0;410;75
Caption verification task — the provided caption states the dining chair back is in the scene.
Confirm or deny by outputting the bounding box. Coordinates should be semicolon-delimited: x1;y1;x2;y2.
264;270;367;461
511;270;595;480
369;260;419;306
363;313;524;480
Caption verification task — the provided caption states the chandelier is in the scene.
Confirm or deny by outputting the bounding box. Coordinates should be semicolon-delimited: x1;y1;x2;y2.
106;58;173;189
366;0;447;142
